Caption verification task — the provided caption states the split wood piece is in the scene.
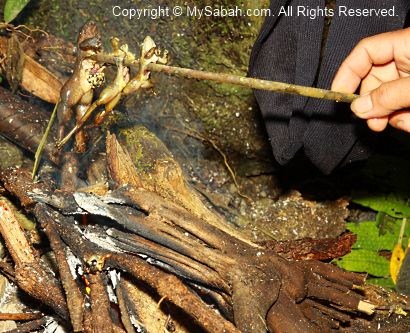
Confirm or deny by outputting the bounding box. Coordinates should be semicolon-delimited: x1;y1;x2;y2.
20;54;62;104
0;87;59;166
0;168;54;209
115;282;138;333
0;261;16;283
188;282;234;322
82;303;94;333
88;272;114;333
32;204;100;263
303;260;365;288
0;200;36;265
4;316;49;333
306;279;362;311
0;35;62;104
0;313;42;321
119;277;187;333
0;200;68;320
92;54;358;103
298;303;336;333
0;196;36;231
40;217;84;332
303;299;352;324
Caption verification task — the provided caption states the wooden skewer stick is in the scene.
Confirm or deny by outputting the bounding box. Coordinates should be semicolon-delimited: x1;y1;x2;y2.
92;54;358;103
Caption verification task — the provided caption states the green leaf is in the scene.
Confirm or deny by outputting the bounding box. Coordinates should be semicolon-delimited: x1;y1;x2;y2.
337;220;410;285
335;249;390;277
352;192;410;219
4;0;31;23
376;212;397;235
366;277;395;289
346;221;409;252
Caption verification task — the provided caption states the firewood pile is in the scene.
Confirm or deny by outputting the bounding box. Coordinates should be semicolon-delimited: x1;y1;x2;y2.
0;128;374;333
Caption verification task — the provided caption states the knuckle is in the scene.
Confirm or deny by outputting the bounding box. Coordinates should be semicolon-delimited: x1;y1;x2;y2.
373;84;390;106
373;84;394;109
356;38;368;48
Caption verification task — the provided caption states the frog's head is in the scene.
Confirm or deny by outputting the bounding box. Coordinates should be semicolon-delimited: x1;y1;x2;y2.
119;44;129;53
111;37;120;50
78;21;102;54
141;36;157;58
79;36;101;53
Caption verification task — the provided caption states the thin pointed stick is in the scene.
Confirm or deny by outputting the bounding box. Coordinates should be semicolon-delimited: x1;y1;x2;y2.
92;54;358;103
32;100;59;180
148;63;358;103
398;217;407;245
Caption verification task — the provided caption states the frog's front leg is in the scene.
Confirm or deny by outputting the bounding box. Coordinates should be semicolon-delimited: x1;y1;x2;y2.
74;90;93;153
156;49;169;64
140;80;153;90
93;60;130;125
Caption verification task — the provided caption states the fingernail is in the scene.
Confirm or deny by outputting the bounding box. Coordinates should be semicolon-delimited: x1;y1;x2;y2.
351;93;373;116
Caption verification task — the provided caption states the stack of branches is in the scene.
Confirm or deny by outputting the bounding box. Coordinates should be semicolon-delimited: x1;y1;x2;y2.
0;127;376;333
0;20;404;333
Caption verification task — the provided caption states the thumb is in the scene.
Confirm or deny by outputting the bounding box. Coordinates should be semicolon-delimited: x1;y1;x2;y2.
351;76;410;119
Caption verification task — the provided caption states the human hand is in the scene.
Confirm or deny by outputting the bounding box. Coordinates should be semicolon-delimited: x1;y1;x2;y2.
331;28;410;133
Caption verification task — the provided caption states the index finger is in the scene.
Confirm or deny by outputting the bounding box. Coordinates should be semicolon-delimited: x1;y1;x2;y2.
331;30;402;93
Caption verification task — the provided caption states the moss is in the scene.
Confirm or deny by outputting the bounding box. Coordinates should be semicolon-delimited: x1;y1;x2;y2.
118;127;154;174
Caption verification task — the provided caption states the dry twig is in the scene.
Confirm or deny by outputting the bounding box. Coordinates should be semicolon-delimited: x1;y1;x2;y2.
0;313;42;321
4;316;49;333
40;219;84;332
0;200;68;320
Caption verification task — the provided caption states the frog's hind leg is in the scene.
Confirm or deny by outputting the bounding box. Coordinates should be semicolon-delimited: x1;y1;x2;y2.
75;90;94;153
75;106;89;153
56;102;96;150
56;101;72;143
94;93;122;125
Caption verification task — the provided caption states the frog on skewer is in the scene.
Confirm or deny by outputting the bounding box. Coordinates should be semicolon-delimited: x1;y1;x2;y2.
56;36;168;150
56;21;105;153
